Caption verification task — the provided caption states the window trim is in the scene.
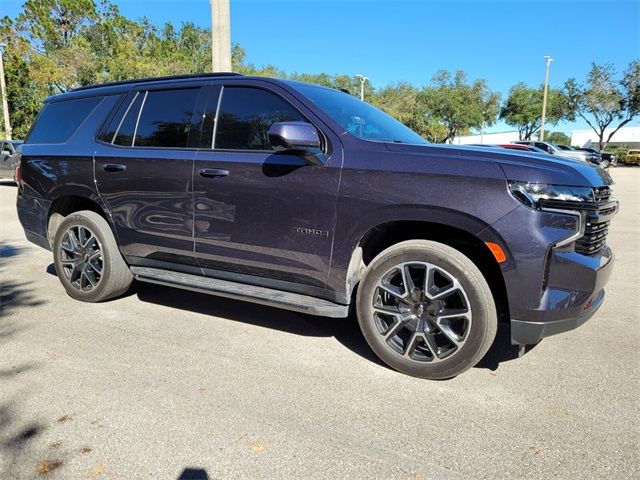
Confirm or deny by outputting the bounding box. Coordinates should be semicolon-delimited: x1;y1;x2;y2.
131;91;148;147
110;91;140;144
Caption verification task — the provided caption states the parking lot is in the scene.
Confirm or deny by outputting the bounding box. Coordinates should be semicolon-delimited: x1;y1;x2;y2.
0;168;638;480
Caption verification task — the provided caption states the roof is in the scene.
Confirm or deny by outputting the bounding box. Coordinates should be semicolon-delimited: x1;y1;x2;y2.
70;72;243;92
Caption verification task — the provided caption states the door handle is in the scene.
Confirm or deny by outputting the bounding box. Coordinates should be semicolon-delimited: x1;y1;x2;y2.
199;168;229;178
102;163;126;172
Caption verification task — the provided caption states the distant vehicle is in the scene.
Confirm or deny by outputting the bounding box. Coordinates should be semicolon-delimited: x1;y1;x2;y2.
555;144;603;166
574;147;617;168
467;144;551;155
498;144;550;155
0;140;23;179
514;141;596;164
625;149;640;165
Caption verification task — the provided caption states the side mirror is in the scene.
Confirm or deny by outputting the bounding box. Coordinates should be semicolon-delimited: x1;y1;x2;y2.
268;122;323;163
1;150;10;156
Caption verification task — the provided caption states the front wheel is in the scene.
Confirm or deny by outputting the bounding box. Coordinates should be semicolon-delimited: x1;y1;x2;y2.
356;240;497;379
53;210;132;302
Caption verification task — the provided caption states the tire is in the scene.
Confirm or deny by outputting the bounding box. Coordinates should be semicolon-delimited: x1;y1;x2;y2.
600;160;610;169
52;210;132;302
356;240;497;379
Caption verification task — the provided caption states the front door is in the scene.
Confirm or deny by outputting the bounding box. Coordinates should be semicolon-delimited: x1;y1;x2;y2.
193;83;342;296
95;84;206;269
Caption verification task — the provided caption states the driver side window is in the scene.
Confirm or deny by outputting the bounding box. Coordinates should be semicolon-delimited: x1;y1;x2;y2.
213;87;307;151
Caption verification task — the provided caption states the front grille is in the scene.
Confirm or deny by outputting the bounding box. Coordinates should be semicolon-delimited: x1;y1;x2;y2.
575;186;617;255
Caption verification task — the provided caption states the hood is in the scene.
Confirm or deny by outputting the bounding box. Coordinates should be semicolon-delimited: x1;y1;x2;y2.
384;143;613;187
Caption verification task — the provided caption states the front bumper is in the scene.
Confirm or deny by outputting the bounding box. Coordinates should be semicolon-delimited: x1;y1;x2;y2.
487;204;616;345
510;248;613;344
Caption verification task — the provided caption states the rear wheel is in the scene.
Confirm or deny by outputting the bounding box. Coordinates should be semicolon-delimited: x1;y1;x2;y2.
356;240;497;379
53;210;132;302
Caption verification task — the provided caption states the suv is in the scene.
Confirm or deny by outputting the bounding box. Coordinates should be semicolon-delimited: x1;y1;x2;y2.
574;147;616;168
16;74;618;379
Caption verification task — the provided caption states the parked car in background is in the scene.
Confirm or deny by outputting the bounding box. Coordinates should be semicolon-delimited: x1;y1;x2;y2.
625;149;640;165
498;144;550;155
574;147;617;168
514;141;596;165
0;140;23;179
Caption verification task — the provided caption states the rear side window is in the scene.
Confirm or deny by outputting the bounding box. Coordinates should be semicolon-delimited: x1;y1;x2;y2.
135;89;199;148
113;93;144;146
214;87;306;151
27;97;101;144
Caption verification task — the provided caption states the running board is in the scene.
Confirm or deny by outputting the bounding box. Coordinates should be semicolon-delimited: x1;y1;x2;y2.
130;266;349;318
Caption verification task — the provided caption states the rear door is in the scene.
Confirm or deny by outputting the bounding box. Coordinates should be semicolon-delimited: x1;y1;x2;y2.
94;83;206;270
192;82;343;296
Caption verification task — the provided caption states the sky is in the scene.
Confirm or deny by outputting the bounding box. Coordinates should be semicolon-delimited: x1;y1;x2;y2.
1;0;639;134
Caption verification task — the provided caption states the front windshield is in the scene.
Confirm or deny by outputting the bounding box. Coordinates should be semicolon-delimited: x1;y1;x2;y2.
293;83;428;145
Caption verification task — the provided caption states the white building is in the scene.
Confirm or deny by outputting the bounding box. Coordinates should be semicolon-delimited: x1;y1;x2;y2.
454;125;640;149
453;131;520;145
571;125;640;149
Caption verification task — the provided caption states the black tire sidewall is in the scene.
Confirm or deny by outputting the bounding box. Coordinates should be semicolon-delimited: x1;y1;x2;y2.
356;241;496;379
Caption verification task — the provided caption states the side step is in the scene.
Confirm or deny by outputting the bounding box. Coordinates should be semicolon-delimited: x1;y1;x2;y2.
130;266;349;318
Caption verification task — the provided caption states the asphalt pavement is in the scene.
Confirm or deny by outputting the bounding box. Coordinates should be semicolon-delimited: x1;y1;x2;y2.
1;168;638;480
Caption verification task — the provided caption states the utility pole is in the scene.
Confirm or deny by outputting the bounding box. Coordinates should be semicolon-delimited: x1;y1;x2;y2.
540;55;553;142
355;74;368;100
210;0;232;72
0;43;12;140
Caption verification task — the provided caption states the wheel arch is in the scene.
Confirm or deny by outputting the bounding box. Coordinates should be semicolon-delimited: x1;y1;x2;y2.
46;187;114;246
345;219;511;323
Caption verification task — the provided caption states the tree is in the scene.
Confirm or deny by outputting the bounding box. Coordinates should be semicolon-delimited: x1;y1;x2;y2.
546;131;571;145
564;61;640;151
500;83;570;140
423;70;500;143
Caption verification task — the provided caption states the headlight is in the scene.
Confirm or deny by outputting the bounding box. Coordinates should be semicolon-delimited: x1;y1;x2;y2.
508;182;595;210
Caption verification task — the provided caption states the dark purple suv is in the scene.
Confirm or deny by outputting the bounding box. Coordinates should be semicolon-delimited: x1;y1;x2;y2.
16;73;617;379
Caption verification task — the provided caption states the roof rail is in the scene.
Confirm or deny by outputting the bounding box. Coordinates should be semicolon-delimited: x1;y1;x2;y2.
71;72;243;92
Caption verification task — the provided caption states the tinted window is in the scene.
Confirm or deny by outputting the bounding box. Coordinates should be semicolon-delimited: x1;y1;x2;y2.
214;87;306;150
134;89;198;148
27;97;101;144
113;93;144;146
292;84;428;145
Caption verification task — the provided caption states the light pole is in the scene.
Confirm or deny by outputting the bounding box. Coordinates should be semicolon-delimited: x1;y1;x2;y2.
0;43;12;140
539;55;553;142
210;0;231;72
355;74;368;100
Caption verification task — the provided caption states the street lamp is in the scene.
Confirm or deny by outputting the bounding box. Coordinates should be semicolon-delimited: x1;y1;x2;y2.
0;43;12;140
355;74;368;101
539;55;553;142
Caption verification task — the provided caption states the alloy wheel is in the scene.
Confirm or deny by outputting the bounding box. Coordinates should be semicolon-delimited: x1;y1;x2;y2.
59;225;104;291
371;262;472;362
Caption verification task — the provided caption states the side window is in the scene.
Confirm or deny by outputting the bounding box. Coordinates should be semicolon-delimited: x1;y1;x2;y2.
27;97;101;144
134;88;199;148
214;87;306;151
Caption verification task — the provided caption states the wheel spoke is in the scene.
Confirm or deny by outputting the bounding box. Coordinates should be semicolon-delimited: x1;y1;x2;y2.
87;260;102;274
373;304;401;315
401;264;417;296
427;283;461;301
436;308;469;319
68;228;80;251
378;282;407;301
83;233;96;249
383;316;405;340
403;331;423;358
82;270;96;287
423;332;443;362
435;323;462;346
